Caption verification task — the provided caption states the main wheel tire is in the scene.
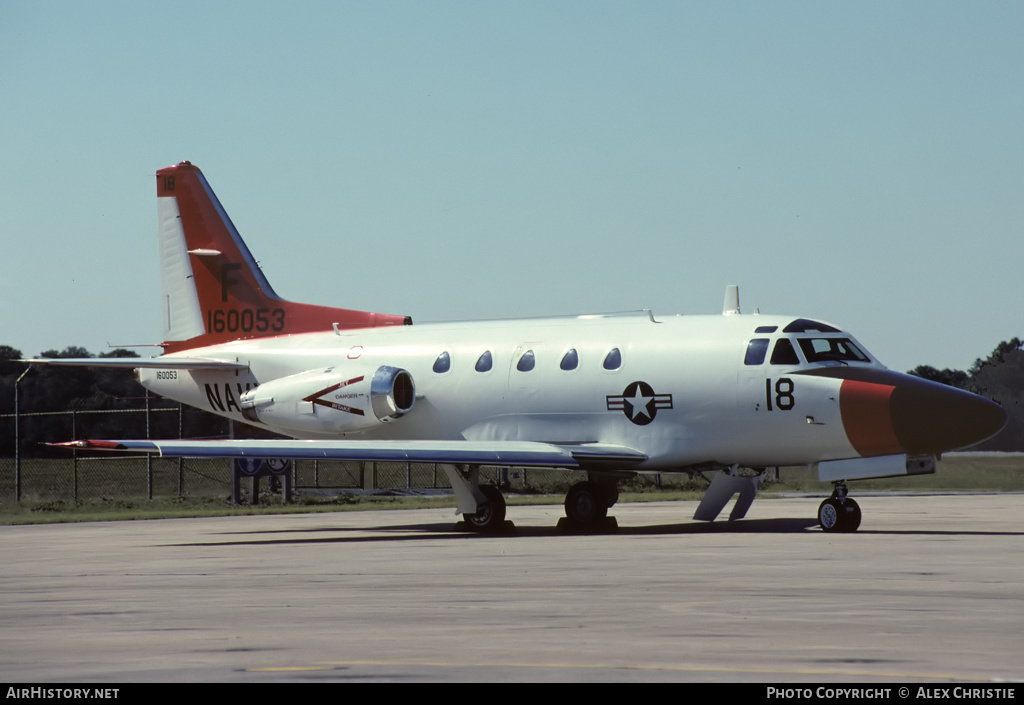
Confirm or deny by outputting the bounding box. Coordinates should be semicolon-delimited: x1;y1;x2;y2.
564;481;608;526
464;485;506;533
818;497;844;533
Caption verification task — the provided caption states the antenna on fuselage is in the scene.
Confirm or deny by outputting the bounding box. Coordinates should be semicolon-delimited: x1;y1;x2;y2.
722;285;741;315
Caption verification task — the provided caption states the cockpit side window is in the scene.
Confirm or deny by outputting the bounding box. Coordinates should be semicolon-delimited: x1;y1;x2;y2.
798;338;870;364
744;338;770;365
770;338;800;365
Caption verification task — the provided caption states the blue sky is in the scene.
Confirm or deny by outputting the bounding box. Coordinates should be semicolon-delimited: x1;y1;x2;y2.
2;1;1021;373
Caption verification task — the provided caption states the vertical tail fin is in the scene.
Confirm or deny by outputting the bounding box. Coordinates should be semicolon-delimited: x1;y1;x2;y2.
157;161;409;353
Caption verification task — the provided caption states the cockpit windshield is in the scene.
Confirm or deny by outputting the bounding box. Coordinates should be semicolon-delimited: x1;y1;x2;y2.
797;337;870;364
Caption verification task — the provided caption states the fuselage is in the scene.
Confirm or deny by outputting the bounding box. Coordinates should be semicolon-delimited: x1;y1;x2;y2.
139;311;908;470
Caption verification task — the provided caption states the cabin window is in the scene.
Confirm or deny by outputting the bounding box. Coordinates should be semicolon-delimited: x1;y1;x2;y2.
433;351;451;373
475;350;493;372
770;338;800;365
517;350;536;372
603;348;622;370
560;348;579;371
744;338;769;365
798;338;870;364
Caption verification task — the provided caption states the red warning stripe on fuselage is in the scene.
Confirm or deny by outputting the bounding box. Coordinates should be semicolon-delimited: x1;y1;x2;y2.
839;379;903;457
303;376;366;415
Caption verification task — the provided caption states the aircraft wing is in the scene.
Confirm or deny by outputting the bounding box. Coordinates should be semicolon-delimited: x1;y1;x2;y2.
24;357;248;370
54;439;647;469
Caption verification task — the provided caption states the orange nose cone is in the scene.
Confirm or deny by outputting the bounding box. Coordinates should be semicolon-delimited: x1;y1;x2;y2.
839;379;902;457
833;369;1007;457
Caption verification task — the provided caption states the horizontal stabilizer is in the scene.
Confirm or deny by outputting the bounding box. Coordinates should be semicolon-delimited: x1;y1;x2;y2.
24;357;249;370
53;439;646;469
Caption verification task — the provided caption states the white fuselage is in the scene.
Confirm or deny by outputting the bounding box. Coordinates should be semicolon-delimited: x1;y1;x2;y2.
138;312;880;471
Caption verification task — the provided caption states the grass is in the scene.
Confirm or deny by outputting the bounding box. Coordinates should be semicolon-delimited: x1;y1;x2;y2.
0;453;1020;525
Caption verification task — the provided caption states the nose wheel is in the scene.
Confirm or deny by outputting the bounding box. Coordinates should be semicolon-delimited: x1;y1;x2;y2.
818;483;861;533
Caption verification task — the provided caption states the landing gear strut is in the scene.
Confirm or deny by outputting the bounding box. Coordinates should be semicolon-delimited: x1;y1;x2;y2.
818;481;861;533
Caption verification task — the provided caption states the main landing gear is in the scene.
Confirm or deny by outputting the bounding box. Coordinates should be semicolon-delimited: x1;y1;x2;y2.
439;465;510;533
818;481;861;533
445;463;623;533
561;478;619;531
461;479;620;533
564;481;608;524
462;485;507;533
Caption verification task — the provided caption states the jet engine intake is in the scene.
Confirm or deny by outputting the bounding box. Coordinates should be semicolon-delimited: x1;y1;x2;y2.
240;365;415;435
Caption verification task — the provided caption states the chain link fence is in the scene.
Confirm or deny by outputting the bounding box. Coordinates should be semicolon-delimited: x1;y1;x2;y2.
0;405;462;503
0;405;606;504
1;404;705;505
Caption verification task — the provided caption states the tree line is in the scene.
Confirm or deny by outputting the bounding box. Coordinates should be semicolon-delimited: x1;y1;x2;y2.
2;338;1021;455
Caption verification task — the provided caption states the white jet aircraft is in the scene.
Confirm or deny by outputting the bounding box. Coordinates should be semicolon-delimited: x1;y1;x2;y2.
31;162;1007;533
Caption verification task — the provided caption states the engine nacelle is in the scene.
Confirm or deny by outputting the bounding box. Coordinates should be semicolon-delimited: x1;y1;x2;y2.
240;365;415;435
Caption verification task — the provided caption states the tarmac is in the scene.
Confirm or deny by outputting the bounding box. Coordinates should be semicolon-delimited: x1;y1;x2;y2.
1;494;1022;682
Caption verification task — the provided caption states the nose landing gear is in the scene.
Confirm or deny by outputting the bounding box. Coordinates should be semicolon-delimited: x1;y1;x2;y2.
818;481;861;533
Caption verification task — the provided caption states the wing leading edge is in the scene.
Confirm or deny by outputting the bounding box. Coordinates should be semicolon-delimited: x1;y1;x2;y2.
55;439;647;469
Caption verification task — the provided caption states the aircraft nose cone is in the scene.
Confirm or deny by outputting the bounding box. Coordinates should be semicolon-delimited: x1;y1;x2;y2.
836;370;1006;456
890;376;1007;454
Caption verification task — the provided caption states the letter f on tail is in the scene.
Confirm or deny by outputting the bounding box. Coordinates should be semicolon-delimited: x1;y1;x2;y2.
156;162;409;353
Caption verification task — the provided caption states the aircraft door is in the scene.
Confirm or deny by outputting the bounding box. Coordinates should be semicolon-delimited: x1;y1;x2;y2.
739;336;846;463
740;337;800;411
738;336;804;456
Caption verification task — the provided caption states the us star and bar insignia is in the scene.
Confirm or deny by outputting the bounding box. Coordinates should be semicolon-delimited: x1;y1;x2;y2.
606;381;673;426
